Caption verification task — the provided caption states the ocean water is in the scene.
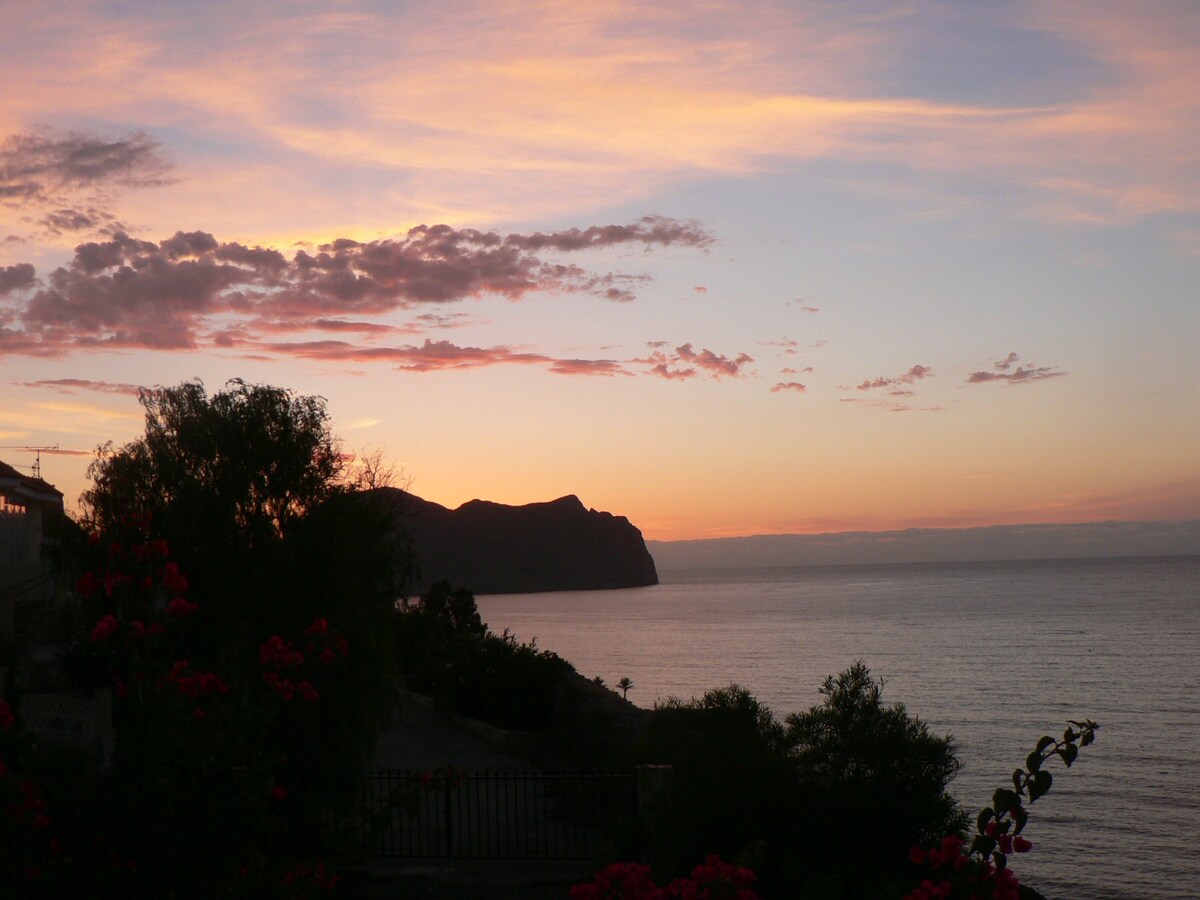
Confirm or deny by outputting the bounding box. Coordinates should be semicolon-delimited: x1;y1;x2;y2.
475;555;1200;900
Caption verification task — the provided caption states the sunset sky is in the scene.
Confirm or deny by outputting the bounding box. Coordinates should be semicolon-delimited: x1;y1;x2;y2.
1;1;1197;540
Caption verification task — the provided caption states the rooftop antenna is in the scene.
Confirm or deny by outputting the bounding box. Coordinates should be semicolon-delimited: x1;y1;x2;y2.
0;445;62;480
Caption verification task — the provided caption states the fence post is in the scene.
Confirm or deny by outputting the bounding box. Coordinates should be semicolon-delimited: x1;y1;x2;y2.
635;764;672;862
443;778;454;857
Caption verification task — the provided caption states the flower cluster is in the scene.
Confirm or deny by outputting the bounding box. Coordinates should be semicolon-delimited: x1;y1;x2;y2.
258;619;348;703
905;720;1098;900
570;856;759;900
280;859;339;895
906;836;1021;900
165;659;229;706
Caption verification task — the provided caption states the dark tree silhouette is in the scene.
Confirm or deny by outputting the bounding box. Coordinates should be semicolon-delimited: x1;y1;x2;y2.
77;378;409;776
617;676;634;699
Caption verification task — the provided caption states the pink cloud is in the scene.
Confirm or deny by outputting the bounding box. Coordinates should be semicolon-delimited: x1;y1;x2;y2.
549;358;631;376
413;312;477;329
675;343;753;378
770;381;806;393
693;285;708;294
15;378;142;396
856;364;933;391
634;342;753;381
0;218;711;356
967;352;1066;384
0;263;35;295
0;129;173;209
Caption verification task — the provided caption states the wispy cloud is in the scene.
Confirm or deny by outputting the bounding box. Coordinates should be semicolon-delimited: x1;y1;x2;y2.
966;352;1066;384
855;364;933;391
16;378;142;396
0;129;172;240
549;358;631;377
770;381;806;394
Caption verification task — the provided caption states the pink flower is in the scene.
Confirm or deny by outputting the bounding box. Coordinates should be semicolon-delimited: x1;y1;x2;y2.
306;618;329;635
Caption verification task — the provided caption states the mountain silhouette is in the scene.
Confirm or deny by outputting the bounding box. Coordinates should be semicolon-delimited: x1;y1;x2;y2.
375;489;659;594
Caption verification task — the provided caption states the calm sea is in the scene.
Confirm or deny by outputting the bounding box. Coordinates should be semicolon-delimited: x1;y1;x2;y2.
475;555;1200;900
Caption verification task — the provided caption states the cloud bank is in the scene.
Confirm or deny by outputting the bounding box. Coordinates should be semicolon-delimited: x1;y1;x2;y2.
0;217;711;357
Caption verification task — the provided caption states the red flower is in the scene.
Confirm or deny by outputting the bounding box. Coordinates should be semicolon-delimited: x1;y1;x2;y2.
306;618;329;635
167;597;199;618
76;571;99;599
0;698;14;731
269;785;288;802
89;615;118;643
1013;836;1033;853
161;562;189;594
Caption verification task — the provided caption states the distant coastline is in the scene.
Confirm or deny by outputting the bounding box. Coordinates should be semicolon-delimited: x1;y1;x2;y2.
647;518;1200;570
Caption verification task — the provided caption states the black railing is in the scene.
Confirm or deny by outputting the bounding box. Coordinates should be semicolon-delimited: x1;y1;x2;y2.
352;770;637;860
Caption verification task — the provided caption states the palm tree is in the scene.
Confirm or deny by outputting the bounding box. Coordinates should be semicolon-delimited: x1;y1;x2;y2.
616;677;634;700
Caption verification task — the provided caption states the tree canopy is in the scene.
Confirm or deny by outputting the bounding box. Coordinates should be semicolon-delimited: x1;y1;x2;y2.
75;378;408;772
82;378;344;549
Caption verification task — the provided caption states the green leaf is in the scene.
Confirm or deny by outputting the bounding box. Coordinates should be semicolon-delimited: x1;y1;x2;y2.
993;788;1019;812
993;851;1008;871
1012;769;1024;791
1012;806;1029;834
1035;735;1055;754
977;807;995;834
1081;731;1095;747
1059;743;1078;767
1026;751;1042;772
1029;770;1053;801
974;835;996;857
1063;727;1077;742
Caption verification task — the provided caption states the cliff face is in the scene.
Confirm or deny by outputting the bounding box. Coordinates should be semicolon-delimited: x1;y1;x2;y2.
378;489;659;594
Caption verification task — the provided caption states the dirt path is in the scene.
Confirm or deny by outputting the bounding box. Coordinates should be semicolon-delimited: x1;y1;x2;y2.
372;691;536;772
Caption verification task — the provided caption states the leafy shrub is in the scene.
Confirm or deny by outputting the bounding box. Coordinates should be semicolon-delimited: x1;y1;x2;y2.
638;663;966;898
397;582;576;730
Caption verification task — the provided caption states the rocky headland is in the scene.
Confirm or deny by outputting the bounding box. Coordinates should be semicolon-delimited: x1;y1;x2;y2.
375;489;659;594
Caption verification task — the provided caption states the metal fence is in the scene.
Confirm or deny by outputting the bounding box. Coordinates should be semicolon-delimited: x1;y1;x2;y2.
352;770;638;860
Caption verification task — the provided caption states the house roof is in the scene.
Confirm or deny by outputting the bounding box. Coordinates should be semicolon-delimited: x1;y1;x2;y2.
0;459;64;506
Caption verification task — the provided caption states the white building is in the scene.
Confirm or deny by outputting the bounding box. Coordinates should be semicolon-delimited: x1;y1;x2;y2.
0;459;65;648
